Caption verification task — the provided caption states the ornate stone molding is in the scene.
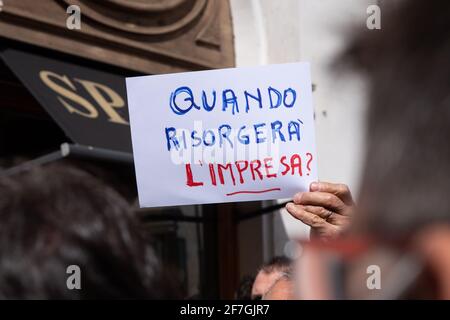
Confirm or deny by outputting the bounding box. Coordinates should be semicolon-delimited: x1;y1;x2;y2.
0;0;235;73
63;0;207;36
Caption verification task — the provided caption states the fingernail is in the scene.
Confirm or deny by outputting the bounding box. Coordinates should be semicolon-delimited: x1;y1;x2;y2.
293;192;303;202
310;182;319;191
286;202;294;210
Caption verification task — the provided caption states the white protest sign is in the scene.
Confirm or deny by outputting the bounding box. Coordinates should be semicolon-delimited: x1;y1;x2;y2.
126;63;317;207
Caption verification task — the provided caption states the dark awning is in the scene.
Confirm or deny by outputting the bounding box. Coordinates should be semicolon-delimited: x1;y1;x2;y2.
0;48;132;153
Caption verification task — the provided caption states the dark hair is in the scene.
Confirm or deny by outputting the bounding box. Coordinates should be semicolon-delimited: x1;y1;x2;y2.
0;163;177;299
341;0;450;237
259;256;292;275
235;275;255;300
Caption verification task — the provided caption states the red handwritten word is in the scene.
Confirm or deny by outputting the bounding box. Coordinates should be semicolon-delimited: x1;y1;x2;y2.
184;153;312;191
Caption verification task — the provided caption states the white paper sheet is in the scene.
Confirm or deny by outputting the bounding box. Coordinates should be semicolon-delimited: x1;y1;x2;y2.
126;63;317;207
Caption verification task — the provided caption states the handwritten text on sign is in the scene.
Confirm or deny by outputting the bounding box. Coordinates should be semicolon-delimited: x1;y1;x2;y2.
126;63;317;207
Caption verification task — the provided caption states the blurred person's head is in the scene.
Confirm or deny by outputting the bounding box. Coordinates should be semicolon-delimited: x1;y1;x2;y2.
262;274;294;300
251;256;292;300
0;163;177;299
348;1;450;299
298;0;450;299
346;0;450;241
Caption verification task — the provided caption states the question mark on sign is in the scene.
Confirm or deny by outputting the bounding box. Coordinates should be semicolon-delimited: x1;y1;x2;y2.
306;153;313;176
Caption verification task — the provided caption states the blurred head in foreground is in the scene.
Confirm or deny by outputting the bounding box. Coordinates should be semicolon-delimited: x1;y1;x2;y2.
298;0;450;299
0;163;176;299
251;256;292;300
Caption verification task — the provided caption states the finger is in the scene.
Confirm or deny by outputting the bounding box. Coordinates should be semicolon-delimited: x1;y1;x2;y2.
301;205;348;226
310;182;354;205
293;192;346;214
300;205;335;220
285;202;332;229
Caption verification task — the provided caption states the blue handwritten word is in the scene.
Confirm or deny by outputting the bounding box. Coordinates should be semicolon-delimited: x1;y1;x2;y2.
164;119;304;151
169;86;297;115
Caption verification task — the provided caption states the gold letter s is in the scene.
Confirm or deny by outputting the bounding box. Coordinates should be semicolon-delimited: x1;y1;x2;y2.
39;70;98;119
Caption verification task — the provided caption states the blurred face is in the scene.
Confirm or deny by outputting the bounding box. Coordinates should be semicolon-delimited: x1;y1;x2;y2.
263;277;294;300
294;227;450;300
251;270;283;299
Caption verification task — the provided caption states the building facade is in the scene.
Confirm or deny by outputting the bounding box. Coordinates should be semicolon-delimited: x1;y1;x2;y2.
0;0;371;298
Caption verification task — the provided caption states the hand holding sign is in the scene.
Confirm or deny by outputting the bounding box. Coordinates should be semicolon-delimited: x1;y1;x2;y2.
126;63;317;207
286;182;355;240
